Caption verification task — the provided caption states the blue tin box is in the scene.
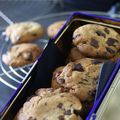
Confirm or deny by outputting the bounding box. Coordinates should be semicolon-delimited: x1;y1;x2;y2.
0;12;120;120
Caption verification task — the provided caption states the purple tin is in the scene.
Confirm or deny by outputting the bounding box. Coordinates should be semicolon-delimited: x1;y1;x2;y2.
1;12;120;120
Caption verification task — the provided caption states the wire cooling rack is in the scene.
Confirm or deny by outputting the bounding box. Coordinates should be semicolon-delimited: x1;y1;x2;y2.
0;11;48;90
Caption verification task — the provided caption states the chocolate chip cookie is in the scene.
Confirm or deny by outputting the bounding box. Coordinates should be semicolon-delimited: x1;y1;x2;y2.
5;21;44;44
52;58;103;102
15;88;83;120
73;24;120;59
47;21;65;38
68;47;86;62
2;43;42;67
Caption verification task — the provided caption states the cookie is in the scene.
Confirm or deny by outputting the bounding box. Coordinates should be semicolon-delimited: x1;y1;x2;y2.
5;21;44;44
68;47;86;62
15;88;83;120
52;58;103;102
47;21;65;38
73;24;120;59
2;43;42;67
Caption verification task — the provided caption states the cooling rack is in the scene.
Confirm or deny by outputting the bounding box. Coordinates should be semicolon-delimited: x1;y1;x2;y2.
0;11;48;91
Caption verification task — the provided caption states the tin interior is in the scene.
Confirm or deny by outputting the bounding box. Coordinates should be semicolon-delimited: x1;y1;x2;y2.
1;13;120;120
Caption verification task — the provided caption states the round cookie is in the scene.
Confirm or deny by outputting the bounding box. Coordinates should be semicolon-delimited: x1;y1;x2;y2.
73;24;120;59
14;88;83;120
52;58;103;102
68;47;86;62
47;21;65;38
2;43;42;67
5;21;44;44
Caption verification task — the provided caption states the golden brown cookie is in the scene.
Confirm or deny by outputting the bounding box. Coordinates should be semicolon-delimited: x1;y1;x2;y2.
52;58;103;102
2;43;42;67
47;21;65;38
15;88;83;120
73;24;120;59
5;21;44;44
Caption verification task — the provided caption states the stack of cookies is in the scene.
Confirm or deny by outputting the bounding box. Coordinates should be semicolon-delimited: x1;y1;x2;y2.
2;21;44;67
14;23;120;120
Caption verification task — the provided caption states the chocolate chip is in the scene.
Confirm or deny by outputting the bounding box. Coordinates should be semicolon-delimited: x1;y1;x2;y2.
57;103;63;108
32;33;37;36
92;59;102;64
104;28;110;34
106;47;115;54
64;110;71;115
82;41;87;44
57;78;65;84
96;30;106;38
90;39;99;48
44;102;47;106
58;115;64;120
107;38;118;46
73;63;84;72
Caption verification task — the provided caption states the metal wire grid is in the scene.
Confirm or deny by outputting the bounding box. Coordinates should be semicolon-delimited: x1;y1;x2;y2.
0;11;47;90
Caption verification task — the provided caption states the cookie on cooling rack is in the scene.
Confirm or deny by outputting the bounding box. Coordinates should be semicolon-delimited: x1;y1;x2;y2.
5;21;44;44
2;43;43;67
47;21;65;39
14;88;83;120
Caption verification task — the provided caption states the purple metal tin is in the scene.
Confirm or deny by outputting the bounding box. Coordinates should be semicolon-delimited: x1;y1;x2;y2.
1;12;120;120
